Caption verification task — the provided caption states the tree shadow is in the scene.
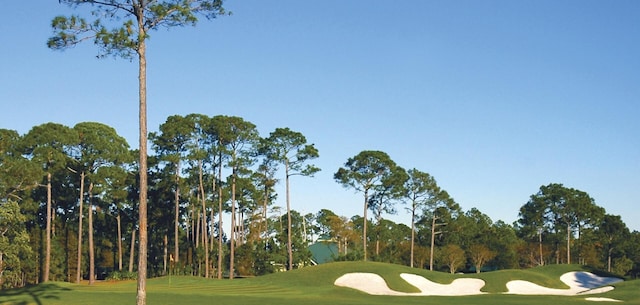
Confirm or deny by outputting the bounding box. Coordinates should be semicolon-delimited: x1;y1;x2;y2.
0;282;71;305
572;270;623;289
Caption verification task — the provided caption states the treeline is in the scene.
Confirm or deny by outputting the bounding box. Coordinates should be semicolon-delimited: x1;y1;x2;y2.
0;114;638;289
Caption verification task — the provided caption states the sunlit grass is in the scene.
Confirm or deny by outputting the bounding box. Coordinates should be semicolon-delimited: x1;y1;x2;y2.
0;262;635;305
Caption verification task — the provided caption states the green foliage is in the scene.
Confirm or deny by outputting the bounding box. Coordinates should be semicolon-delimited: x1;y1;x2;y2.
0;201;33;288
49;1;227;59
261;127;321;178
0;129;41;201
106;270;138;281
516;183;606;265
334;150;404;261
438;244;466;274
612;256;634;276
334;150;399;194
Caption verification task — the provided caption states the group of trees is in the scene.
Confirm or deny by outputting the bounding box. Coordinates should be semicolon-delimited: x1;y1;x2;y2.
1;119;639;290
331;149;639;276
516;183;639;274
0;115;319;288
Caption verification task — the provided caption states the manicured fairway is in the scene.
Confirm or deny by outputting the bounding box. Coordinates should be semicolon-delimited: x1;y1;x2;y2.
1;262;638;305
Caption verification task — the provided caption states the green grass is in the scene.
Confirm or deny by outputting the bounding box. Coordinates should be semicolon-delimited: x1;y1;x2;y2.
1;262;637;305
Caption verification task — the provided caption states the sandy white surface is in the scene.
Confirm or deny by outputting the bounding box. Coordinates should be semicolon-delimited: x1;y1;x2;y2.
333;272;485;296
400;273;486;296
585;297;623;302
585;298;622;302
505;271;622;296
334;273;406;296
334;270;623;300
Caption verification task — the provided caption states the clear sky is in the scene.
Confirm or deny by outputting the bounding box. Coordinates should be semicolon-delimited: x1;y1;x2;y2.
1;1;639;231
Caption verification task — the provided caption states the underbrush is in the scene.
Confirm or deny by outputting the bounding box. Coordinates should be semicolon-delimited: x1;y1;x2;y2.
106;270;137;281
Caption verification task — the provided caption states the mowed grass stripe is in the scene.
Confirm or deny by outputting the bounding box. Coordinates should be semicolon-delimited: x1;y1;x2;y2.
144;277;301;296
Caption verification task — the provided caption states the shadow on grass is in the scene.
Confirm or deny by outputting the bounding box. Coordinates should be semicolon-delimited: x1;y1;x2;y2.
0;282;71;305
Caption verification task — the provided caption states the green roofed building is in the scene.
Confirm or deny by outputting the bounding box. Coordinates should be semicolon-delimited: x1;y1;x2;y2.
308;236;338;265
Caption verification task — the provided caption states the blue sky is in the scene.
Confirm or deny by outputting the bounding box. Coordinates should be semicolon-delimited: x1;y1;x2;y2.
1;1;639;231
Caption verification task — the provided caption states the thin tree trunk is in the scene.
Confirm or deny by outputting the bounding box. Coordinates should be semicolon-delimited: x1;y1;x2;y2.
229;166;236;280
567;223;571;264
363;189;368;262
136;19;149;305
76;171;85;283
191;205;195;245
217;154;223;279
198;160;209;278
52;209;56;237
429;216;437;271
239;211;245;245
201;213;207;277
410;202;415;268
263;185;269;241
190;203;195;275
174;164;180;266
117;213;123;271
210;173;215;254
539;230;543;266
195;211;201;249
577;224;582;265
302;213;307;244
44;172;52;282
163;235;167;275
88;182;95;285
607;246;612;272
285;163;293;270
129;229;135;273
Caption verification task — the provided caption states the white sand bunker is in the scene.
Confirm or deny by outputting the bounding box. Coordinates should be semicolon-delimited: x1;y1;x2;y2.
585;297;623;302
335;271;623;301
334;272;485;296
506;271;622;296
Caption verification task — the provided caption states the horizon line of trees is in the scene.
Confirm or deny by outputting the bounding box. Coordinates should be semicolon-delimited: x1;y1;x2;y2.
1;116;639;289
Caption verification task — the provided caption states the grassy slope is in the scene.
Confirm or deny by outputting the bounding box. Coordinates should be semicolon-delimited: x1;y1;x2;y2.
0;262;637;305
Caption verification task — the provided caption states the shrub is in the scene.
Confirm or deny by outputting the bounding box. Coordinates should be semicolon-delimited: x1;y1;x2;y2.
106;270;137;281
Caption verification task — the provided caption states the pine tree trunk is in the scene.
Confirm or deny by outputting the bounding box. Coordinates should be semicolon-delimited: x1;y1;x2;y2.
163;235;167;275
129;229;136;273
410;202;415;268
567;223;571;264
607;240;613;272
88;182;95;285
539;230;544;266
174;164;180;266
217;154;223;279
136;19;149;305
195;209;201;249
430;216;436;271
210;174;215;254
44;172;52;282
76;171;85;283
117;213;123;271
198;160;209;278
363;189;368;262
263;185;269;242
229;164;236;279
286;163;293;270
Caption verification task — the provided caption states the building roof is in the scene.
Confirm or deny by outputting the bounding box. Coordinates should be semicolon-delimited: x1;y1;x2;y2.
308;240;338;265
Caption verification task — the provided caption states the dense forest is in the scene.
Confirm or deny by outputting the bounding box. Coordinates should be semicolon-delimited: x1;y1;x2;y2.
1;114;638;289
